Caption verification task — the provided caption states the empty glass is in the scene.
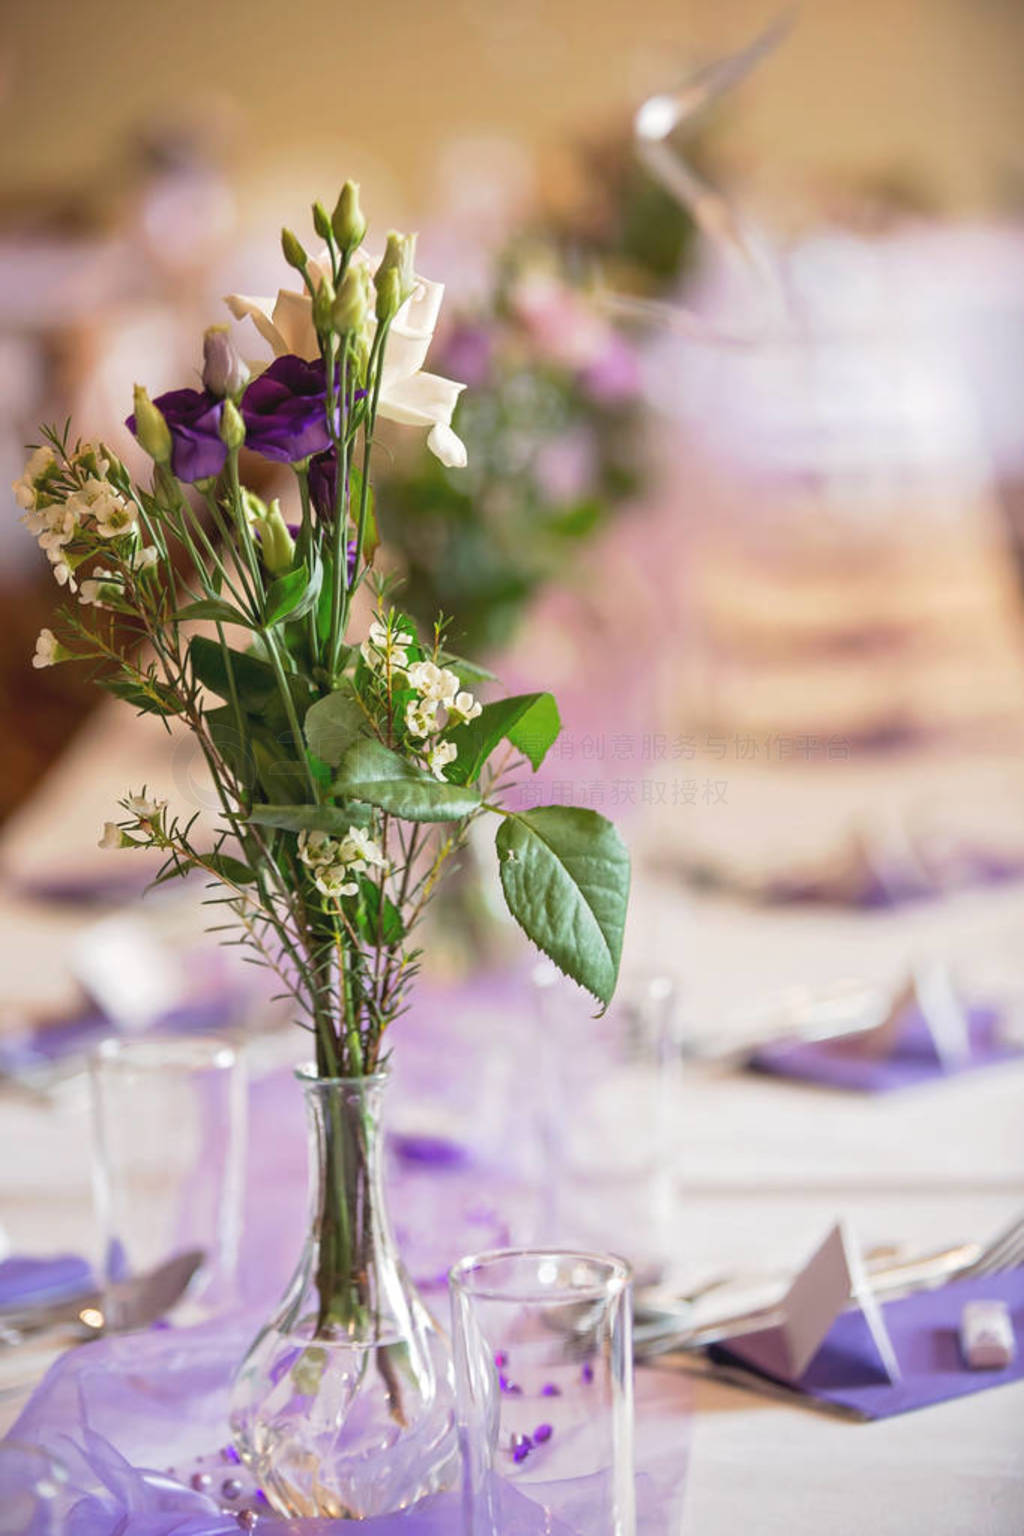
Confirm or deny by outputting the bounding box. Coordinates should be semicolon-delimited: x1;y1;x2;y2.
89;1033;246;1324
450;1248;635;1536
531;967;684;1269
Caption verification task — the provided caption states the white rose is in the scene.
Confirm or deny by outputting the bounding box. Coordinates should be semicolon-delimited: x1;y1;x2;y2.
226;250;467;467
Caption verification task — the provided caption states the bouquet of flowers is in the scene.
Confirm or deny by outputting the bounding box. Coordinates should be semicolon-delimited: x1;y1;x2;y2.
14;184;631;1517
16;185;629;1062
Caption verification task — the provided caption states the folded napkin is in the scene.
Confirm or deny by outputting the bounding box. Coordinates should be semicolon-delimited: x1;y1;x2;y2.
749;1005;1021;1093
0;1254;93;1309
712;1266;1024;1419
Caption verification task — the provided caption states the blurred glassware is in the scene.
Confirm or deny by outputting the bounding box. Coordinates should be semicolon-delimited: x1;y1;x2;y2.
450;1248;635;1536
531;967;683;1272
89;1034;246;1325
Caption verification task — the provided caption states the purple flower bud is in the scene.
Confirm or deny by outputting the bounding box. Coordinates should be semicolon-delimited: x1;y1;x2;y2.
203;327;250;399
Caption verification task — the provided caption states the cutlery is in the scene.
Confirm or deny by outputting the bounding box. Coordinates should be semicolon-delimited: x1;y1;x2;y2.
0;1249;204;1348
633;1217;1021;1365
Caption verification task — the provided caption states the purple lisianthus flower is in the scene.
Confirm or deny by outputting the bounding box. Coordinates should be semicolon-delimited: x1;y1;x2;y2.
241;355;333;464
126;388;226;482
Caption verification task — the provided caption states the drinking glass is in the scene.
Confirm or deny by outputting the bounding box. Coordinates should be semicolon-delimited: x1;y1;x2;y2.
89;1033;246;1324
450;1248;635;1536
532;966;684;1269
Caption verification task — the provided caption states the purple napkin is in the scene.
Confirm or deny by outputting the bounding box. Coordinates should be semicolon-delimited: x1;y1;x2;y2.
748;1006;1022;1093
0;1254;94;1309
0;992;243;1077
713;1266;1024;1419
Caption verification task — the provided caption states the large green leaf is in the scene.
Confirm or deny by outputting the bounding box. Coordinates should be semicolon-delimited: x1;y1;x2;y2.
495;806;630;1006
249;804;368;834
304;689;368;766
190;636;277;711
333;739;481;822
446;692;560;784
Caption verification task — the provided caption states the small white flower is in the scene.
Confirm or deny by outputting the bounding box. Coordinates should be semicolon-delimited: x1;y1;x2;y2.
67;478;136;539
314;864;359;899
448;690;482;725
36;506;76;552
298;829;337;869
79;568;121;608
405;699;438;738
98;821;126;851
50;559;76;591
127;793;167;820
361;617;413;675
407;660;460;708
428;740;458;780
132;544;159;570
12;445;57;510
340;826;387;869
31;627;60;668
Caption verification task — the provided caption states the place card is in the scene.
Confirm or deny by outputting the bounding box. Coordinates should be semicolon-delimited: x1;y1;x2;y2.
725;1221;900;1385
855;960;971;1070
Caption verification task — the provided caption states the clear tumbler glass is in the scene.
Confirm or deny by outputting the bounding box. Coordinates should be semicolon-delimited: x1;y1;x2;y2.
450;1248;635;1536
89;1033;246;1324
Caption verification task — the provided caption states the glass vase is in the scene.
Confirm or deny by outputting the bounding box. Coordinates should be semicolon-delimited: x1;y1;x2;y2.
230;1067;458;1518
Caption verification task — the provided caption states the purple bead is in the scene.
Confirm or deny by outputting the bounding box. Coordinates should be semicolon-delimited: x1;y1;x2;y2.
498;1373;510;1392
190;1471;213;1491
533;1423;553;1444
221;1477;243;1500
236;1514;259;1532
541;1382;561;1397
253;1490;270;1507
507;1382;523;1396
582;1361;594;1383
494;1351;508;1368
511;1434;532;1464
221;1445;241;1464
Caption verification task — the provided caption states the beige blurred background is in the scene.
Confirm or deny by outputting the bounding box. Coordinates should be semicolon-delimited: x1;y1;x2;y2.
3;0;1023;221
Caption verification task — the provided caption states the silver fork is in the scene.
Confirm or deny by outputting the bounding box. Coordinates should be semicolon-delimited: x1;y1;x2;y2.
956;1208;1024;1280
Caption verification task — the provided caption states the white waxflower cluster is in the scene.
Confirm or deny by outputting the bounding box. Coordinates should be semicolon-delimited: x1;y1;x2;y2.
404;660;482;779
13;444;138;592
360;616;414;676
79;546;159;608
298;826;387;900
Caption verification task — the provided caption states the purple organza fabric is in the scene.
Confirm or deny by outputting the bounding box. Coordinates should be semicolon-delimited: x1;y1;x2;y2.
4;970;692;1533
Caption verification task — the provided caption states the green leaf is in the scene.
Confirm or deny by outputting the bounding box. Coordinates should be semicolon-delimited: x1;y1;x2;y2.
333;739;481;822
174;597;251;627
353;877;405;946
249;803;367;834
203;853;257;885
440;653;497;690
304;689;368;766
446;693;560;784
250;736;307;805
495;806;630;1006
264;559;322;626
191;636;278;711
